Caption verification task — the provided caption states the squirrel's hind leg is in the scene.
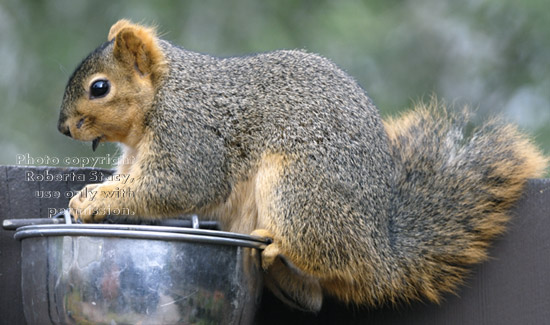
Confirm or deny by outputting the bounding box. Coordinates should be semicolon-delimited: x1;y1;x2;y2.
263;255;323;312
251;152;325;312
252;229;323;312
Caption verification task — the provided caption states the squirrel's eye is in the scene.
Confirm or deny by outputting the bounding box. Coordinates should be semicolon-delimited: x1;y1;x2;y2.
90;79;110;98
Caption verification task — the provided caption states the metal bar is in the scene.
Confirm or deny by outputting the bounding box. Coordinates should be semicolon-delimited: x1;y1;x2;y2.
14;228;269;249
2;218;68;230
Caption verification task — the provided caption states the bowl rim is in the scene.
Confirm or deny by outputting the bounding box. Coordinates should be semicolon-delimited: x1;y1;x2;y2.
14;224;270;249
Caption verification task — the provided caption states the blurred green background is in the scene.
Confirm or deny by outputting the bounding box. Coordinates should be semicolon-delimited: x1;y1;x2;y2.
1;0;549;169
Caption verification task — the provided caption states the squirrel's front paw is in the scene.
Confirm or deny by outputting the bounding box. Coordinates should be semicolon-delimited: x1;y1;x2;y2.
251;229;279;270
69;183;108;223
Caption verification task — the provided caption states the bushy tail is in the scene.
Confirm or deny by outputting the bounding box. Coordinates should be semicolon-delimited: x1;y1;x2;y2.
383;99;547;303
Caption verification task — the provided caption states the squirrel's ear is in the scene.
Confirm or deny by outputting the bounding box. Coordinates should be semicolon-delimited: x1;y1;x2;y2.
108;19;134;41
110;20;167;80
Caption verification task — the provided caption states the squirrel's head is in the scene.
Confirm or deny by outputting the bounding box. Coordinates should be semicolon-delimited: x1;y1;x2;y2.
58;19;167;150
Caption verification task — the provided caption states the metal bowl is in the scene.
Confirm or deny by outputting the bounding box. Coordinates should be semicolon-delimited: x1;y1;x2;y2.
14;220;268;325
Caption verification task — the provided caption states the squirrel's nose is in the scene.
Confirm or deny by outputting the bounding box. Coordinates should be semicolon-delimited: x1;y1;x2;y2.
58;120;72;138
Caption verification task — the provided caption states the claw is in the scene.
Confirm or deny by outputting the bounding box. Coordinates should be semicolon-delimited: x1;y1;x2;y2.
92;137;100;151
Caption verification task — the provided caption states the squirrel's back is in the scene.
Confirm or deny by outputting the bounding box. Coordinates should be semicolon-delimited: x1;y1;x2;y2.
151;41;395;197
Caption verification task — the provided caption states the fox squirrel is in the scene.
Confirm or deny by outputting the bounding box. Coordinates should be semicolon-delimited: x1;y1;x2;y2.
58;19;547;312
